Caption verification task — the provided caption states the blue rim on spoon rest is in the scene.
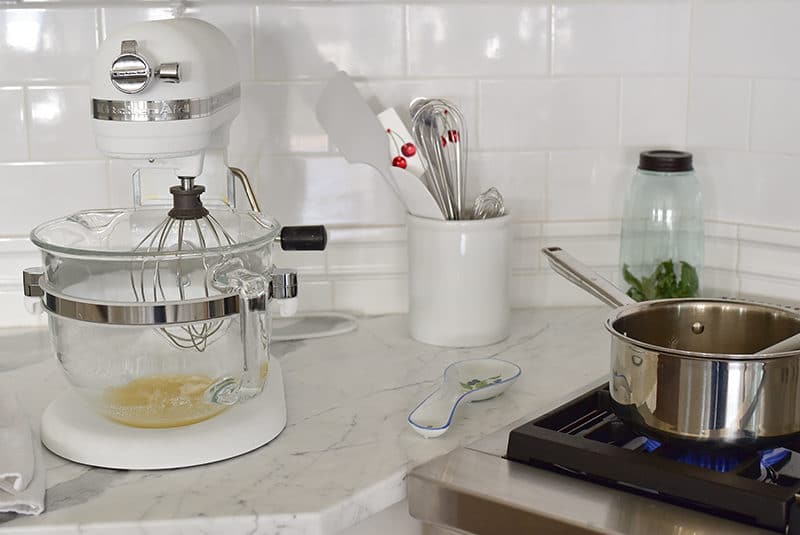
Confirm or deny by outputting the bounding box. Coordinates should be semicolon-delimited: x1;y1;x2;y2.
408;358;522;438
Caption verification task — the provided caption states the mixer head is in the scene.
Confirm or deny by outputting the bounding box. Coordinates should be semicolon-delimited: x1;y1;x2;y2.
91;18;240;181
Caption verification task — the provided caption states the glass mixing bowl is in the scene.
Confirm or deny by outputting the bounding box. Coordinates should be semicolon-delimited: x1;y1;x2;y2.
26;207;288;428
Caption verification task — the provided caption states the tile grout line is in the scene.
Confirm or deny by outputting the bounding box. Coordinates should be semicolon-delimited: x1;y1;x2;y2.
548;2;556;77
684;0;695;148
250;5;257;81
21;87;32;161
735;223;743;295
745;78;755;152
616;77;624;145
402;4;410;78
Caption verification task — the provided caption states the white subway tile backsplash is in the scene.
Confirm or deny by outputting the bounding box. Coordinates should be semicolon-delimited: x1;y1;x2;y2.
6;0;800;322
739;225;800;249
0;8;97;83
468;152;546;222
0;161;108;235
553;2;690;75
751;79;800;155
705;236;738;272
103;5;255;80
27;86;100;161
293;279;333;313
0;87;27;162
257;155;405;226
702;268;739;298
0;237;38;284
738;241;800;280
327;226;405;244
333;275;408;315
704;222;739;272
479;79;619;150
511;238;541;272
696;150;800;231
692;1;800;78
407;5;549;77
705;221;739;241
254;5;403;81
229;82;328;155
272;247;326;275
519;270;616;308
687;78;751;150
514;222;541;240
542;233;620;270
620;77;687;146
509;273;538;309
327;243;406;275
541;220;621;239
547;149;632;221
739;273;800;307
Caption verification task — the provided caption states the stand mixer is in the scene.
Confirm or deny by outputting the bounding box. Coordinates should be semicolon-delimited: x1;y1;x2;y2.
21;18;326;469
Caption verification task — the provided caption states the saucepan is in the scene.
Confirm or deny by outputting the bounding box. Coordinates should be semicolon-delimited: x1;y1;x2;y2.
543;246;800;450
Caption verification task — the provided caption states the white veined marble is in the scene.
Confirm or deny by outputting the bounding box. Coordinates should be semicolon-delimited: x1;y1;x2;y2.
0;307;609;534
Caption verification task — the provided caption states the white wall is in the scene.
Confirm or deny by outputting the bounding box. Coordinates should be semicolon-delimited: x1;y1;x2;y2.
1;0;800;326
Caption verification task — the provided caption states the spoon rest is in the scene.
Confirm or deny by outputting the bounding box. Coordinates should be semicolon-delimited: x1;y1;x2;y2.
408;358;521;438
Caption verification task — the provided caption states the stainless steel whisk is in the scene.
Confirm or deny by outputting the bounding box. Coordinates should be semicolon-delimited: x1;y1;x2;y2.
130;177;236;351
410;98;468;220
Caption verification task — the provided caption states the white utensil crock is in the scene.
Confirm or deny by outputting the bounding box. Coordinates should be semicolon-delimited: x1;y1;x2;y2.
407;213;511;347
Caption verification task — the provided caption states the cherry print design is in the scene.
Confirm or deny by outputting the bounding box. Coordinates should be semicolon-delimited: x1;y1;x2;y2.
386;128;417;168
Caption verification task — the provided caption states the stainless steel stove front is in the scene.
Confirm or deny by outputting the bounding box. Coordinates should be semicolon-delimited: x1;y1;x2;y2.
407;381;775;535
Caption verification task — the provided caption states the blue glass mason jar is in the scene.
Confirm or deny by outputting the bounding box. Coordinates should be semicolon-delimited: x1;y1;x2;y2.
619;150;704;301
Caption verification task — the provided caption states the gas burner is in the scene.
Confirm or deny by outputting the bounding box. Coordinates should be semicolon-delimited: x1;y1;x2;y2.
642;437;792;474
506;385;800;534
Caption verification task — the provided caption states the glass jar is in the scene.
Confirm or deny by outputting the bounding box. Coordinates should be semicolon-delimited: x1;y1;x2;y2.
619;150;704;301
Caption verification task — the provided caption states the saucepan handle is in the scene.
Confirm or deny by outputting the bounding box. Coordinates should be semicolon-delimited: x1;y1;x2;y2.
541;247;636;308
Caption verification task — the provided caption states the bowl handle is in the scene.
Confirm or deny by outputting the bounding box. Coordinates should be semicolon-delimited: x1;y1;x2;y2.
211;259;270;404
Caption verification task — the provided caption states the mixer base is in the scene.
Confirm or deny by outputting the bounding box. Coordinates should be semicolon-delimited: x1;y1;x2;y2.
40;359;287;470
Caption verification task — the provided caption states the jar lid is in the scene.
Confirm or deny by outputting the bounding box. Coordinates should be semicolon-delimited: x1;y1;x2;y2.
638;150;693;173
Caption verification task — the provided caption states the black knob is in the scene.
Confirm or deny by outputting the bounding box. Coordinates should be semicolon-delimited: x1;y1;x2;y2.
280;225;327;251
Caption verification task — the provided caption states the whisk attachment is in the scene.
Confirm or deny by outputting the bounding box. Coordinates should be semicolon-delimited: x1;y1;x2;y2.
130;178;237;352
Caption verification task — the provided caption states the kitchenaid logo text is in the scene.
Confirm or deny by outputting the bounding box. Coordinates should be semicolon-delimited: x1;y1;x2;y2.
92;85;241;122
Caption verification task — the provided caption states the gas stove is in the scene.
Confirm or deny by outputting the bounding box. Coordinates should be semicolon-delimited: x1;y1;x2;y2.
409;380;795;535
506;385;800;534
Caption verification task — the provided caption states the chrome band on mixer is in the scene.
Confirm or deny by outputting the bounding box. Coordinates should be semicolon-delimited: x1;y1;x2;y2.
40;290;242;325
92;84;240;122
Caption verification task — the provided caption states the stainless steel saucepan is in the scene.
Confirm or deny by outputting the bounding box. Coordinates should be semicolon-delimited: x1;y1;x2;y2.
543;246;800;450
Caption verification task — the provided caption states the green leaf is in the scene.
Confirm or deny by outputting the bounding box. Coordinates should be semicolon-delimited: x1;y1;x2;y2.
460;375;502;391
623;260;699;301
626;286;646;301
676;261;700;297
623;264;643;291
653;260;678;299
639;274;658;301
623;264;651;301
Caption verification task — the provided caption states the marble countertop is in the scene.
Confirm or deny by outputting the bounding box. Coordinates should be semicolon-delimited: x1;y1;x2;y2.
0;307;610;534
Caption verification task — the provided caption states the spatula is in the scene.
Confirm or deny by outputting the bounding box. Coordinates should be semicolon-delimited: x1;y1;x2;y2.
315;71;444;220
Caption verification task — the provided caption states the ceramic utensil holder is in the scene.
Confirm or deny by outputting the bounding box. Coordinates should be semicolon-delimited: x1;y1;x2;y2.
407;213;511;347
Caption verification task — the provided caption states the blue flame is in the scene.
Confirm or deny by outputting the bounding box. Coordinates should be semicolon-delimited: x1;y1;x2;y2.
642;438;790;473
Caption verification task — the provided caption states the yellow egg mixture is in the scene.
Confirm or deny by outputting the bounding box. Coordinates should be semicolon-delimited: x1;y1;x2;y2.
103;361;269;428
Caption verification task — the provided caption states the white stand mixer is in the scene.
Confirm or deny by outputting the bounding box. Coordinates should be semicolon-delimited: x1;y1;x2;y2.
29;18;309;470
